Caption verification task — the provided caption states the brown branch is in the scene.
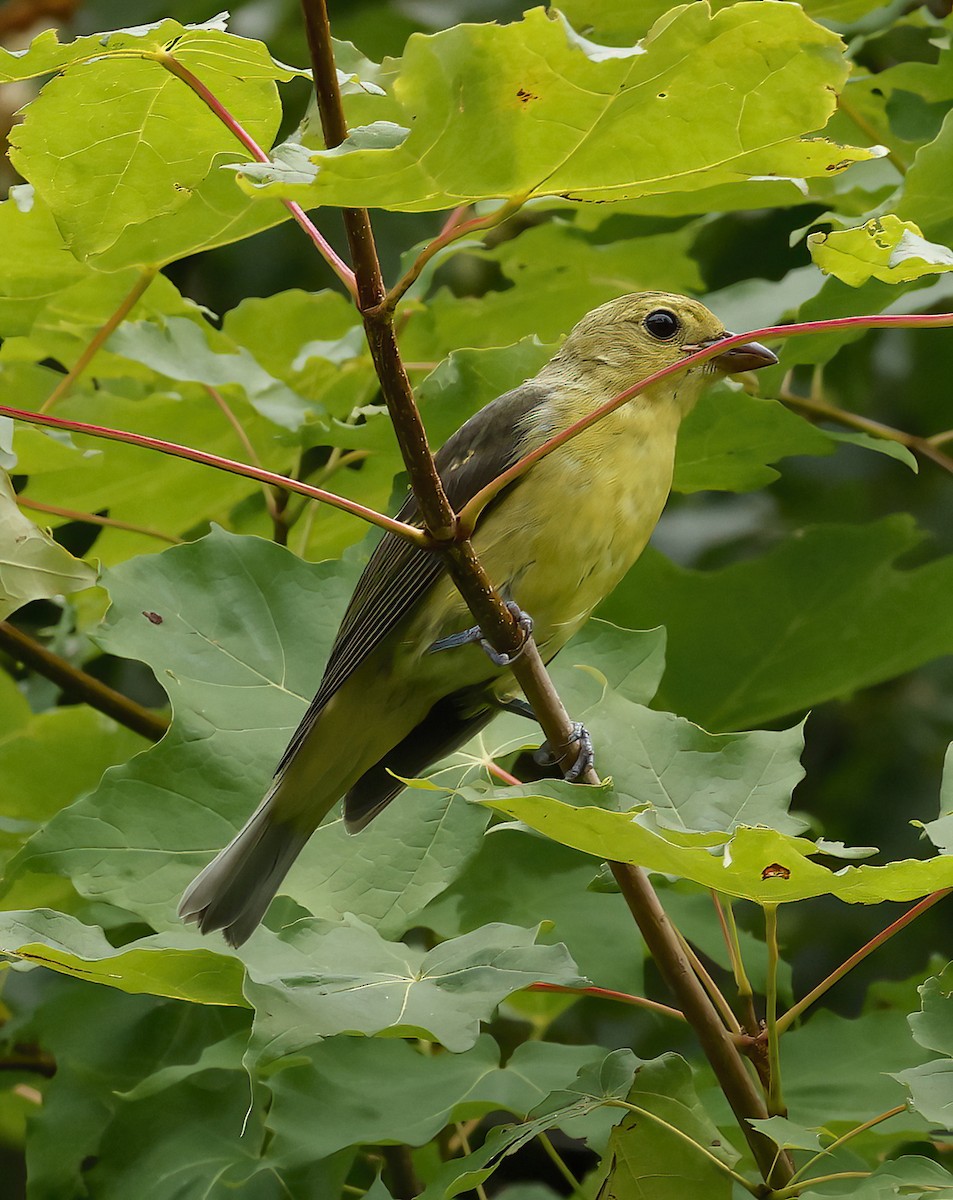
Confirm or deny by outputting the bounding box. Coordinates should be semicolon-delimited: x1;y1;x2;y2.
780;387;953;476
0;621;168;742
296;1;792;1186
17;497;182;545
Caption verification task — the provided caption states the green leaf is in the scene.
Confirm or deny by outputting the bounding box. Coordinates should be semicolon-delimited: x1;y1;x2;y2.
409;219;704;353
0;702;144;884
799;1156;953;1199
419;829;648;995
236;5;875;211
592;1054;738;1200
243;916;584;1062
893;964;953;1126
421;1049;640;1198
107;316;313;430
17;980;250;1200
598;518;953;731
479;786;953;905
746;1115;824;1152
0;910;247;1006
18;386;295;565
899;108;953;243
674;386;834;493
809;215;953;286
564;691;808;836
267;1034;605;1166
8;24;289;264
0;471;96;617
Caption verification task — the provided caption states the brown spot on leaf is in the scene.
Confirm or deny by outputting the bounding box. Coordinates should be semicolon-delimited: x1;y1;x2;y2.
516;87;539;103
761;862;791;881
142;611;163;625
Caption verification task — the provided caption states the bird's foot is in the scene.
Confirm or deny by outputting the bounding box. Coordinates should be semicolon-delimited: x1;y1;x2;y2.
534;722;595;782
429;601;533;667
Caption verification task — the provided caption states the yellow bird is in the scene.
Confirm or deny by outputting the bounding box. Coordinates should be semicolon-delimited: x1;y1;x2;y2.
180;292;776;945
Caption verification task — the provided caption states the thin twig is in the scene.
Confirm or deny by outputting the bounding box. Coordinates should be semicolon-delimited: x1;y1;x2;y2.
780;388;953;476
0;404;427;546
529;982;685;1022
385;195;528;311
17;497;182;545
203;384;289;538
712;892;758;1034
379;1144;422;1199
675;929;743;1035
156;51;358;301
764;904;784;1116
776;889;951;1034
608;1099;760;1194
536;1132;585;1199
39;269;157;413
787;1104;908;1186
456;311;953;533
0;621;168;742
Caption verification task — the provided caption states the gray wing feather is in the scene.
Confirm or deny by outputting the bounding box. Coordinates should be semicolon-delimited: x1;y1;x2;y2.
275;381;549;775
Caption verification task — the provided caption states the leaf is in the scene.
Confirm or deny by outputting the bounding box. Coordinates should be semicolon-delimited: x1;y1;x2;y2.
243;916;585;1063
236;5;876;211
0;471;96;617
799;1156;953;1199
479;786;953;905
809;215;953;286
674;386;834;493
419;829;649;995
598;518;953;732
899;108;953;243
0;701;144;881
0;910;247;1006
746;1115;824;1153
266;1034;606;1167
17;980;251;1200
893;964;953;1126
18;386;296;565
107;316;313;430
592;1054;738;1200
422;1049;640;1198
8;23;291;264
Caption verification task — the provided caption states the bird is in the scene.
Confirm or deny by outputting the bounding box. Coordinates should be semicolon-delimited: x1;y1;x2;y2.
179;291;777;946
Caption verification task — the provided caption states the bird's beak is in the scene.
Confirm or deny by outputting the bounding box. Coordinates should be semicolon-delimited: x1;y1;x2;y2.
683;334;778;373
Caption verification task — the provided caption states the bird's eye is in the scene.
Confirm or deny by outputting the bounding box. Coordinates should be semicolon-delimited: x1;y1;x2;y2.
644;309;681;341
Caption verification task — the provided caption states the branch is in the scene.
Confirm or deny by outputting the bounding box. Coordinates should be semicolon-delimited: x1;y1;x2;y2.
297;1;792;1184
17;497;182;545
457;311;953;533
0;620;168;742
529;982;686;1022
0;404;427;546
156;50;358;301
39;268;156;413
776;888;951;1034
780;387;953;476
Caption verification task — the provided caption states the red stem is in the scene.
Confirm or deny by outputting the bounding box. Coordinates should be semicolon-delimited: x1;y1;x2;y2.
156;51;358;301
458;311;953;533
0;404;425;545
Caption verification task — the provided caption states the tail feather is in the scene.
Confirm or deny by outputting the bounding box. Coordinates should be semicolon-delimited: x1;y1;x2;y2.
178;793;309;948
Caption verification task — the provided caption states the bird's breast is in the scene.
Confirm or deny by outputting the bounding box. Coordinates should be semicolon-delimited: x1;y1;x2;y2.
475;403;680;656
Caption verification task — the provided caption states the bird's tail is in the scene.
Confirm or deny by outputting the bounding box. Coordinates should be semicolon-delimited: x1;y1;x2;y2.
178;789;309;949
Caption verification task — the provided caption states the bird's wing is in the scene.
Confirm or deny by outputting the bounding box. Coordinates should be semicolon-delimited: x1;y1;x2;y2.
275;380;550;774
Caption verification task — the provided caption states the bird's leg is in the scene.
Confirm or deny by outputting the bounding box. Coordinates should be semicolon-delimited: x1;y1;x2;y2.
428;601;534;667
495;697;595;782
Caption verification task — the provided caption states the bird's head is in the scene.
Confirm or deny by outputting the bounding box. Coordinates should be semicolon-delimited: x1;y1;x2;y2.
548;291;777;414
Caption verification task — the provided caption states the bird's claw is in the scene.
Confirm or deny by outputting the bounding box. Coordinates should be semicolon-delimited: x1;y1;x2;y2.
533;722;595;781
429;601;533;667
